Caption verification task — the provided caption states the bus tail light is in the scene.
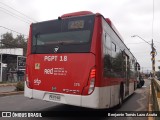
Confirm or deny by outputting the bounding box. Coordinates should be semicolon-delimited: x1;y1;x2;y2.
88;78;95;94
82;68;96;95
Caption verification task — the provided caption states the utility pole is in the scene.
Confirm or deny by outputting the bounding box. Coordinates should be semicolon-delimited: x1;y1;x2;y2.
131;35;157;78
151;39;156;77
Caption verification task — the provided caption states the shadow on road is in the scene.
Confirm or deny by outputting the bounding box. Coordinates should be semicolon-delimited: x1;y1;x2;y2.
36;94;136;120
41;104;111;120
1;91;147;120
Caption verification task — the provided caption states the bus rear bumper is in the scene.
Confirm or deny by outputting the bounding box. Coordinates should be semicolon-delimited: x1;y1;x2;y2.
24;82;33;98
24;84;101;109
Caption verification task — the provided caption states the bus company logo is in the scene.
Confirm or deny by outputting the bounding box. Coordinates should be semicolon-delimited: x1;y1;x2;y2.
35;63;40;70
34;78;41;85
54;46;59;53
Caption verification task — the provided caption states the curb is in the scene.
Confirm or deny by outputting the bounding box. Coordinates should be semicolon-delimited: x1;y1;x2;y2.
0;91;24;97
148;85;153;120
0;83;17;87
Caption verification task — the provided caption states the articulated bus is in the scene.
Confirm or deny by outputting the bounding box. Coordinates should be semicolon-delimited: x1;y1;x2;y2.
25;11;139;109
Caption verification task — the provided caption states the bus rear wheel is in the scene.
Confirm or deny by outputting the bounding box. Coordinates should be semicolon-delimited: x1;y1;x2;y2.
118;84;124;108
118;94;123;108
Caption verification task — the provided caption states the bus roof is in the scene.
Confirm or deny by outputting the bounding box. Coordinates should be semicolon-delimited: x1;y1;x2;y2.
61;11;94;19
60;11;137;60
105;18;124;42
60;11;123;41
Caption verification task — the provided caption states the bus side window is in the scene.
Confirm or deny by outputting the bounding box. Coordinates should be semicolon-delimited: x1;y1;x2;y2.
130;58;136;79
112;42;116;52
105;33;111;50
103;33;112;77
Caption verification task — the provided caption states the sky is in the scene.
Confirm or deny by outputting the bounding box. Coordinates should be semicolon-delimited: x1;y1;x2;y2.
0;0;160;72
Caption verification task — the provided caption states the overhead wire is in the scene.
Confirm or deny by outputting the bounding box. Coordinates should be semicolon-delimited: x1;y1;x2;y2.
0;7;30;24
126;41;152;45
0;1;37;23
0;2;31;38
0;26;28;37
152;0;154;39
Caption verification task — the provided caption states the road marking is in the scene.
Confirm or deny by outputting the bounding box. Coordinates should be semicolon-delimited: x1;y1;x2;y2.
148;85;153;120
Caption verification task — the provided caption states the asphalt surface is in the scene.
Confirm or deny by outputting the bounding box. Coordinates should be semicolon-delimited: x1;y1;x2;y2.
107;79;150;120
0;79;151;120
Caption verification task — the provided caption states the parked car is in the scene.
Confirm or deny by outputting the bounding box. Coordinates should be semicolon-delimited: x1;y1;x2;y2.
137;74;145;88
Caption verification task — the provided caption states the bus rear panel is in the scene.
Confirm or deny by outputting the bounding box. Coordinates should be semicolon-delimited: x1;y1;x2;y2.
25;11;137;109
25;14;102;108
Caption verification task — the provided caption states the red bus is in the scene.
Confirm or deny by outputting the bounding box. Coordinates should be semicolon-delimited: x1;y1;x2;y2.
25;11;139;109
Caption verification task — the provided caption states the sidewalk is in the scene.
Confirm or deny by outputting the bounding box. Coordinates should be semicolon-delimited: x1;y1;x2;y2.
0;83;24;97
0;86;16;92
0;83;17;87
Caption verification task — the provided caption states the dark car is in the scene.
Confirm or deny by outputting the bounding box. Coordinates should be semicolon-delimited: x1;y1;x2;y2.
137;75;145;88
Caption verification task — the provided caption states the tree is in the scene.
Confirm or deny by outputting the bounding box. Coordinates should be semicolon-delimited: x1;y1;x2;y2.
14;34;27;56
0;32;27;55
1;32;15;47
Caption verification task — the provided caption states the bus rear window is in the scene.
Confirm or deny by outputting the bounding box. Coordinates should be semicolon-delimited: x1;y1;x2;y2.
31;15;95;54
33;30;90;45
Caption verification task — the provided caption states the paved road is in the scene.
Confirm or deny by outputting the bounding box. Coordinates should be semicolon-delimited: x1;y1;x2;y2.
107;79;150;120
0;79;151;120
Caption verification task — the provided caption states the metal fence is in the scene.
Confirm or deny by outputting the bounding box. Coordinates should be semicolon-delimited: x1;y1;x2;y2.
151;78;160;120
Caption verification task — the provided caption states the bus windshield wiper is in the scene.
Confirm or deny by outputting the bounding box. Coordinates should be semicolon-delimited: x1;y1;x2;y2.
34;32;40;53
57;41;80;45
58;41;65;45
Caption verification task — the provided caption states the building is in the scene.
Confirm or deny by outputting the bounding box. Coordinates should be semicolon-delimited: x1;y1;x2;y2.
0;48;24;82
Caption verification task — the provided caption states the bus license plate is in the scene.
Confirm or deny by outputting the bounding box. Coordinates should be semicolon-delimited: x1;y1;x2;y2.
49;94;61;101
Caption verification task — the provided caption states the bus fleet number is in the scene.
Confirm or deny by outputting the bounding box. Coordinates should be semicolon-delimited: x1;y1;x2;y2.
44;56;67;62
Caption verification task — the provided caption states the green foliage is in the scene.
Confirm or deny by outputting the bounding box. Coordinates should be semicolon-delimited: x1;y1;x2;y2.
0;81;7;84
16;81;24;91
1;32;27;56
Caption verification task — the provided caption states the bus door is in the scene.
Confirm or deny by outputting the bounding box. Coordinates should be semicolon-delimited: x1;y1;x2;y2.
124;54;129;96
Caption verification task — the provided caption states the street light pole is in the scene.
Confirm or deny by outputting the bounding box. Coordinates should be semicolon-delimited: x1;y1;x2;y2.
131;35;156;77
131;35;151;45
151;39;156;77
